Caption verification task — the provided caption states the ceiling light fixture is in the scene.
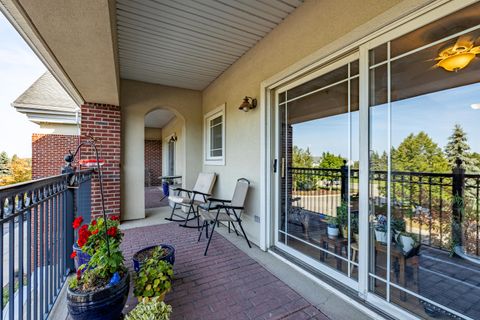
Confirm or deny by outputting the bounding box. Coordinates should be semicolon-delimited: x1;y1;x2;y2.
436;37;480;72
471;103;480;110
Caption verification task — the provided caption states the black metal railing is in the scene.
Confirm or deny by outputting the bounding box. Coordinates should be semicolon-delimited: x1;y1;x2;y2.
0;170;92;320
291;163;480;255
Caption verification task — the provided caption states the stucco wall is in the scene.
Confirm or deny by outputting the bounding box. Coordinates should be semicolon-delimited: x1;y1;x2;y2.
37;123;79;135
201;0;403;245
120;79;202;220
161;117;184;178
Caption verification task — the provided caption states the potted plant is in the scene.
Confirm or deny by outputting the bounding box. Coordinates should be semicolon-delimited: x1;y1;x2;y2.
399;231;418;254
374;215;388;244
126;297;172;320
67;216;129;320
351;213;359;243
133;244;175;273
326;216;340;238
134;249;174;301
336;202;349;238
71;216;92;272
391;217;406;243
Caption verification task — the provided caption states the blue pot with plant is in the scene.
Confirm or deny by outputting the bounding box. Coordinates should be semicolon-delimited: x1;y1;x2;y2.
133;244;175;273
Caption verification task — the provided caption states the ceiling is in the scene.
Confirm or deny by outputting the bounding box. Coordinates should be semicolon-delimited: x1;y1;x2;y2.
145;109;176;128
116;0;303;90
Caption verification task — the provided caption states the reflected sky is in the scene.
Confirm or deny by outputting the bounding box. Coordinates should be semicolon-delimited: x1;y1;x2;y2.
292;82;480;159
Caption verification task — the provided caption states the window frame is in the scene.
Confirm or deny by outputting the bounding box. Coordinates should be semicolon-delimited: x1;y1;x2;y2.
204;104;225;166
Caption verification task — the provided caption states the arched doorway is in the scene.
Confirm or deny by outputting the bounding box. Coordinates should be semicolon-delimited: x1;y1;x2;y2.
143;108;185;216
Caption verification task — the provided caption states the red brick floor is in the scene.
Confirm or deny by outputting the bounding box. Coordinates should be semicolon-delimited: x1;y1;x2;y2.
144;186;169;209
120;223;329;320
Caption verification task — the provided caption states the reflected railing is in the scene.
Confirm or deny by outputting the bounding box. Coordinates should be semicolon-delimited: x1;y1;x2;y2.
291;163;480;256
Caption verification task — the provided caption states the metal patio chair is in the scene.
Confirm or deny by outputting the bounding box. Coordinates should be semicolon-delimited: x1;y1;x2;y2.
167;172;216;229
197;178;251;255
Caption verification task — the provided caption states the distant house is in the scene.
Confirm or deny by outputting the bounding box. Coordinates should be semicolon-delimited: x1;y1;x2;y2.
12;72;80;179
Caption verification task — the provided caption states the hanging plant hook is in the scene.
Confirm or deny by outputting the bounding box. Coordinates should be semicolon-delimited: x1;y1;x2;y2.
64;135;111;257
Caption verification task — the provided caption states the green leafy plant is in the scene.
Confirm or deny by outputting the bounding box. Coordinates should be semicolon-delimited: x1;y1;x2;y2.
126;297;172;320
326;215;339;227
336;201;348;227
391;217;406;233
134;256;174;299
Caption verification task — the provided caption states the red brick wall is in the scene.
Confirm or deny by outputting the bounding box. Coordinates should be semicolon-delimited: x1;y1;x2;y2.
80;102;121;219
145;140;162;186
32;134;79;179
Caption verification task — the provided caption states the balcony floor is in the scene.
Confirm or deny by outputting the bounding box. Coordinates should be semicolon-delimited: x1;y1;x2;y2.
54;207;373;320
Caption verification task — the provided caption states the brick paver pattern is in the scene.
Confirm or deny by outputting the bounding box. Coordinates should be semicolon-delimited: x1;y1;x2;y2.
120;223;329;320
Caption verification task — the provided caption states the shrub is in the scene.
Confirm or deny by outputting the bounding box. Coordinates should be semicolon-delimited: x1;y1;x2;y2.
134;256;173;298
126;297;172;320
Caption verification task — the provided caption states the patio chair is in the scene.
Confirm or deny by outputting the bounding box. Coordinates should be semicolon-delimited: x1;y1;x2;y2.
197;178;251;255
166;172;216;229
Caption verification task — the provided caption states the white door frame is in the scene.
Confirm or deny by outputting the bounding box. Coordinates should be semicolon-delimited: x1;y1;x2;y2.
259;0;478;318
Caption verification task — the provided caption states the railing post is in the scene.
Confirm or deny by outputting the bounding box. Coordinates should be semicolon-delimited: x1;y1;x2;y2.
452;158;465;248
341;160;348;203
62;165;75;272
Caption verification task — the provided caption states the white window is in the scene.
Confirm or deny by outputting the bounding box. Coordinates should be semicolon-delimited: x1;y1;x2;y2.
204;104;225;165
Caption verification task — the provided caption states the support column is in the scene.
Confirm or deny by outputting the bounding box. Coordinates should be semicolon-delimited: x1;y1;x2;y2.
80;103;121;219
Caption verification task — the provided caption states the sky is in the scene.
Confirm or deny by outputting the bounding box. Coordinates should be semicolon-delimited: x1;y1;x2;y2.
293;82;480;160
0;12;45;158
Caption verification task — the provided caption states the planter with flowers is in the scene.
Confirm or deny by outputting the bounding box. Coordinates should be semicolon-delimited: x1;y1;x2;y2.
67;215;129;320
64;138;130;320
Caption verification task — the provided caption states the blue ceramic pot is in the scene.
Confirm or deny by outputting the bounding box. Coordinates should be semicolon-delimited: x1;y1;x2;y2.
132;244;175;273
73;244;91;272
67;272;130;320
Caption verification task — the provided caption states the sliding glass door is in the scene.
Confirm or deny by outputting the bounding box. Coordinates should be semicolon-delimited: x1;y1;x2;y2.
367;3;480;319
275;54;360;285
272;2;480;319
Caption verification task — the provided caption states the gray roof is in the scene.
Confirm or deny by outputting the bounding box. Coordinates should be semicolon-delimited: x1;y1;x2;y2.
12;72;79;124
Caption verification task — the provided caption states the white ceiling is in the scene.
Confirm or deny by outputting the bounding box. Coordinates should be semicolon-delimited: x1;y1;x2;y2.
145;109;176;128
116;0;303;90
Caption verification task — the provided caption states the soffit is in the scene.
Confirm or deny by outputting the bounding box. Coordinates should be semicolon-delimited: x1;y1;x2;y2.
116;0;303;90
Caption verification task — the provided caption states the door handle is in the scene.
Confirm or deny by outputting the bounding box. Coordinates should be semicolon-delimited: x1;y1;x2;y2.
281;158;285;178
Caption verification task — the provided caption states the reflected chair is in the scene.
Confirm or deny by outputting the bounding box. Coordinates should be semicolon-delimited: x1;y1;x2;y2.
197;178;251;255
167;172;216;229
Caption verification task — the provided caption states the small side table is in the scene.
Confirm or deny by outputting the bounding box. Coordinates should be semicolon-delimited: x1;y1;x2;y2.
159;175;182;201
314;234;349;271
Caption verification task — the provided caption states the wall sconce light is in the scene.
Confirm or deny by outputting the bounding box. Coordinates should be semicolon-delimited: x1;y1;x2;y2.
238;96;257;112
169;133;178;142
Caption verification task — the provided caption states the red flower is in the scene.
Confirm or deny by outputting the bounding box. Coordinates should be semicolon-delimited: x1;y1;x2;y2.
72;216;83;229
107;226;117;237
91;220;97;226
76;269;82;280
92;229;99;235
110;216;120;221
70;251;77;259
77;225;91;248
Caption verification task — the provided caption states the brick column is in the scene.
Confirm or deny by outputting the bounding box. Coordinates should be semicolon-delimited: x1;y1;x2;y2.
80;103;121;219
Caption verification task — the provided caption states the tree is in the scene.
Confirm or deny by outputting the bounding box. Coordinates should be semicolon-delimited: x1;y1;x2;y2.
444;124;479;173
292;146;314;168
318;152;345;169
0;151;11;176
392;132;449;173
10;156;31;184
370;151;387;171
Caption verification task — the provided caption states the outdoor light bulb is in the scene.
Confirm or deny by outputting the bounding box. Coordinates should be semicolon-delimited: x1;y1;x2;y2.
471;103;480;110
